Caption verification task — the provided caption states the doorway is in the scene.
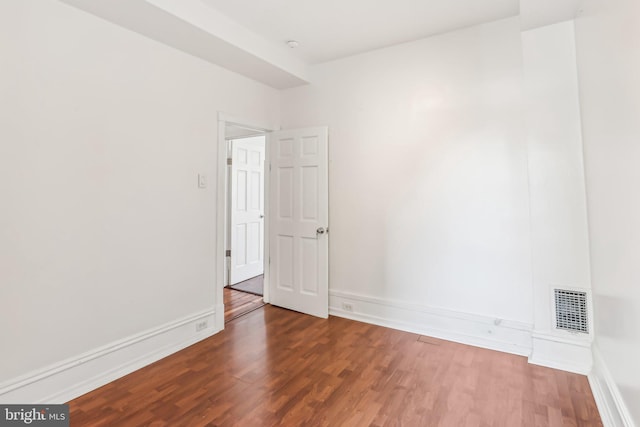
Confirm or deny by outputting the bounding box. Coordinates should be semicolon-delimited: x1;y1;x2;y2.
221;120;271;323
215;113;330;330
224;134;267;322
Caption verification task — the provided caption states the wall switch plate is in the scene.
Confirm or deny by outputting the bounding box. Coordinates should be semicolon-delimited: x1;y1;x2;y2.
198;174;207;189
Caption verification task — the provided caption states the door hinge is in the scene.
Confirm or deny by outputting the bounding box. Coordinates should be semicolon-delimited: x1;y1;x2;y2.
227;158;232;166
226;249;231;257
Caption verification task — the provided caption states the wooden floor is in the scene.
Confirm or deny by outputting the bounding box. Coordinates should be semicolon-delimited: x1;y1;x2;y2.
68;305;602;426
224;287;265;323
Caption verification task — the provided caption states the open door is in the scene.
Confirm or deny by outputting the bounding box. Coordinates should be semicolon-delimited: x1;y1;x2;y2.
230;136;265;285
269;127;329;318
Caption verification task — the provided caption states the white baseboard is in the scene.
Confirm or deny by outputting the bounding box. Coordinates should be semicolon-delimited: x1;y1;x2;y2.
329;290;533;357
588;346;637;427
330;290;598;375
529;331;593;374
0;308;219;404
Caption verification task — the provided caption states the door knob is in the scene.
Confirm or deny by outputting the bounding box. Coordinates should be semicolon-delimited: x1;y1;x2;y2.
316;227;326;235
260;214;264;218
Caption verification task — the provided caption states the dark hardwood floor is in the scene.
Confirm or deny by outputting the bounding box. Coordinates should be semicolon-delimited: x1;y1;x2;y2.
224;287;265;323
68;305;602;426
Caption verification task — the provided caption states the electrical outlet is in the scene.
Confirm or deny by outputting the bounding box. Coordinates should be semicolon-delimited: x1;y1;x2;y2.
195;320;208;332
342;303;354;312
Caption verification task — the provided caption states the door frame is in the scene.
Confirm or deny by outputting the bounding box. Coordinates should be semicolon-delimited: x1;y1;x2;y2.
215;112;277;329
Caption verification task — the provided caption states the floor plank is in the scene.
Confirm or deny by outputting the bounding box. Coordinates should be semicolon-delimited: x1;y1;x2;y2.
68;305;603;426
224;287;265;323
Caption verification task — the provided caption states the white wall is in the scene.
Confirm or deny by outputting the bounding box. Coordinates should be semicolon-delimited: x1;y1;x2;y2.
282;18;534;326
0;0;279;390
575;0;640;423
521;21;593;373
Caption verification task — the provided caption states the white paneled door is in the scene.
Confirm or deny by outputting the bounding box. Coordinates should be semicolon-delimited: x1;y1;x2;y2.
230;136;265;285
269;127;329;318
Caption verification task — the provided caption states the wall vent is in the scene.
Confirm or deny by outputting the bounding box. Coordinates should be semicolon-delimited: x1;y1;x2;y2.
554;289;589;333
